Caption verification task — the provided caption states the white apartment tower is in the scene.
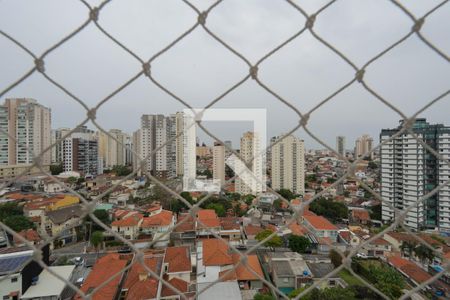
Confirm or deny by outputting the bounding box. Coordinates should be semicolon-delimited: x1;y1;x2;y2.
140;114;176;178
380;119;450;232
132;129;141;173
235;132;264;195
213;142;225;187
355;134;373;159
336;136;346;157
51;127;71;164
62;126;99;176
98;129;129;169
271;135;305;195
175;112;185;176
0;98;51;166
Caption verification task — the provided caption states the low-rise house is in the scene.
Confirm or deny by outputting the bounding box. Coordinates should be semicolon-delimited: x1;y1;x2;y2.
121;253;164;300
197;238;264;293
111;213;144;240
0;249;42;300
350;208;371;225
164;246;192;283
13;229;40;246
243;225;263;240
361;238;392;258
21;265;75;300
303;215;338;243
43;204;83;246
267;252;312;295
196;209;221;237
76;254;130;300
306;262;346;289
171;213;196;247
141;210;175;234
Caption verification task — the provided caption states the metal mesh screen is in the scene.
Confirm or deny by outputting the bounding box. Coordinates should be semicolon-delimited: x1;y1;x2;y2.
0;0;449;299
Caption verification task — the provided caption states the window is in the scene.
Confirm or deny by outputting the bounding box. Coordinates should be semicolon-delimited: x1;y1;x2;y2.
283;278;289;283
11;277;18;283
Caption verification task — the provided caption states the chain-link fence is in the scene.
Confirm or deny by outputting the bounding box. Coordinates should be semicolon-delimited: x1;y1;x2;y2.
0;0;449;299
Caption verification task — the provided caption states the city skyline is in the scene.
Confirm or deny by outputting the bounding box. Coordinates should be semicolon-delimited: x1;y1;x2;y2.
1;1;448;150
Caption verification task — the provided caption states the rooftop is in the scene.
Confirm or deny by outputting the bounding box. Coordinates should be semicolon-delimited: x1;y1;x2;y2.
303;215;338;231
21;265;75;299
164;246;191;273
202;239;233;266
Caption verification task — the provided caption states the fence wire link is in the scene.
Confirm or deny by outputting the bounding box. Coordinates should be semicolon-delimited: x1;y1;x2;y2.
0;0;449;299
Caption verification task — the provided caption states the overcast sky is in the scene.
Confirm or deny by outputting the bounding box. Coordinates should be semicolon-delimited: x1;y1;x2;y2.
1;0;449;150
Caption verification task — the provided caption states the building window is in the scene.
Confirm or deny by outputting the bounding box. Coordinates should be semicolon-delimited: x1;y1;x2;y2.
11;277;18;283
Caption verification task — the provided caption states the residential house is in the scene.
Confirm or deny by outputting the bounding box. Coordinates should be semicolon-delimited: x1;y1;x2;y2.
111;213;144;240
350;208;371;225
196;209;221;237
266;252;312;295
76;254;130;300
171;213;196;248
13;229;40;246
43;204;83;247
0;249;43;300
164;246;192;283
306;262;346;289
121;253;164;300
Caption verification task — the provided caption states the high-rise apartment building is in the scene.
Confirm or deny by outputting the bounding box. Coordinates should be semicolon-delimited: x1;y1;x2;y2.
132;129;141;173
355;134;373;159
140;114;176;178
235;132;264;195
271;134;305;195
62;127;99;176
336;136;346;157
380;119;450;231
51;127;71;164
0;98;51;166
98;129;129;169
213;142;225;187
175;112;185;176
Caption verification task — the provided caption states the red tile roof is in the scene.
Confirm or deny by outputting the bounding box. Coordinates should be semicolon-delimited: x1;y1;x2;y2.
232;254;264;281
244;225;264;236
288;222;308;236
164;246;191;273
352;209;371;221
197;209;220;228
388;255;432;284
174;213;195;232
304;215;338;231
202;239;233;266
161;277;189;297
123;256;163;300
339;231;352;243
76;254;129;300
141;210;173;227
14;229;40;244
111;213;143;227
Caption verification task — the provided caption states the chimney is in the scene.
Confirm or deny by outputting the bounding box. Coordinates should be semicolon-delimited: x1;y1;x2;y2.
138;272;148;281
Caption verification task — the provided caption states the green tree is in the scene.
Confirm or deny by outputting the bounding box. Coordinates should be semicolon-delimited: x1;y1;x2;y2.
306;174;317;182
273;199;283;211
288;235;311;253
277;188;295;200
206;203;226;217
67;176;78;184
112;165;132;176
369;204;381;220
255;229;283;248
289;287;356;300
327;177;337;184
309;198;348;222
414;244;434;264
90;231;104;250
329;249;342;267
180;191;194;204
3;215;34;232
243;194;255;206
253;293;275;300
368;161;378;170
368;265;405;299
50;164;63;175
0;202;23;222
